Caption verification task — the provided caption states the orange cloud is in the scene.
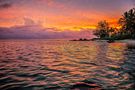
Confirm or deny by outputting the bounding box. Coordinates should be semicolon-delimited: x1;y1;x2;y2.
0;0;130;31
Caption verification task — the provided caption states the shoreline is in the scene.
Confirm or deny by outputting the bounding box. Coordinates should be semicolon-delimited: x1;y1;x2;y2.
70;39;135;48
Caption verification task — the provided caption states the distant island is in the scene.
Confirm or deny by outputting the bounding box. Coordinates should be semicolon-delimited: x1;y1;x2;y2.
70;38;91;41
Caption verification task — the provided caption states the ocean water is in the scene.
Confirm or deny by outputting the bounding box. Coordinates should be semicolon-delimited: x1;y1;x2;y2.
0;40;135;90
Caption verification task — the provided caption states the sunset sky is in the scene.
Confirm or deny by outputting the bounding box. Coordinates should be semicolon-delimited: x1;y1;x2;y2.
0;0;134;31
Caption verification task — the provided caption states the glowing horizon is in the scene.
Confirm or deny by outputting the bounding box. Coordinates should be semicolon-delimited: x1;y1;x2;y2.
0;0;134;31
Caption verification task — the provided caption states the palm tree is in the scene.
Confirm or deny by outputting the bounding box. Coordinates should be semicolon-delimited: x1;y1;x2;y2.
119;8;135;39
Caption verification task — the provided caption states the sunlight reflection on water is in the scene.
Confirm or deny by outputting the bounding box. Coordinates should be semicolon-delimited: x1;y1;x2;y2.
0;40;135;90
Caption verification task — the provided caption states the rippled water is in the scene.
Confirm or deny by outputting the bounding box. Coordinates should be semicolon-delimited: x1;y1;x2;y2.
0;40;135;90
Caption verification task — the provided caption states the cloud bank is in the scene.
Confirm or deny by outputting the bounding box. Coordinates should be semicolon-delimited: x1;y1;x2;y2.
0;18;94;39
0;27;94;39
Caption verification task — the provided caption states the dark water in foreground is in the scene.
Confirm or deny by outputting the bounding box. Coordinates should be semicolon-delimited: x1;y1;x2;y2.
0;40;135;90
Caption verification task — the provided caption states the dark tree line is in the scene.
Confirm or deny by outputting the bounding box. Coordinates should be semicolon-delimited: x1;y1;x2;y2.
94;8;135;40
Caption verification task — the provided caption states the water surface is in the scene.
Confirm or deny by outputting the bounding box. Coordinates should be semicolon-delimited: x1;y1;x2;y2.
0;40;135;90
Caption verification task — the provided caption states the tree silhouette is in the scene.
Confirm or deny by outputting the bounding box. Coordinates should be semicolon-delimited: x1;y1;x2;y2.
93;8;135;40
94;20;112;39
119;8;135;39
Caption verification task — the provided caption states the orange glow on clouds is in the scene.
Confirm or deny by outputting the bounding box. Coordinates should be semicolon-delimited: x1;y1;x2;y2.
0;0;134;31
0;8;126;31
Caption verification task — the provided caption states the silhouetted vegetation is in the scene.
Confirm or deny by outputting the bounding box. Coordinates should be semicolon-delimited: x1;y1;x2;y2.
93;20;114;39
93;8;135;40
71;38;90;41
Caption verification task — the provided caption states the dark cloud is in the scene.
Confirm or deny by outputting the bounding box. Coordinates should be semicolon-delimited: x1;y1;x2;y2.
0;3;12;9
0;0;12;9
